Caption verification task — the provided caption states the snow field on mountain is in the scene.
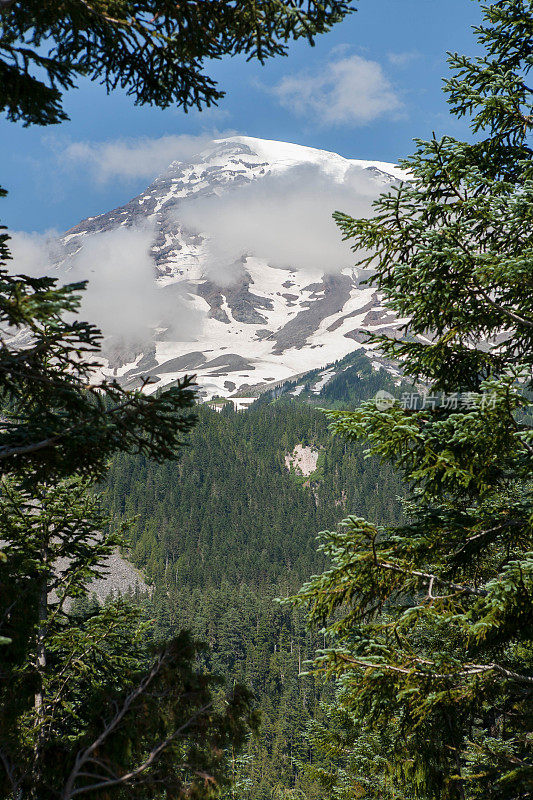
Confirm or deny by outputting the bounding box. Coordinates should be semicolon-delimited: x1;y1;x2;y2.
47;136;407;398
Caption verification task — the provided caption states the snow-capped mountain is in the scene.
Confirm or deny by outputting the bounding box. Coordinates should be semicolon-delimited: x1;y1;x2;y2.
56;136;407;399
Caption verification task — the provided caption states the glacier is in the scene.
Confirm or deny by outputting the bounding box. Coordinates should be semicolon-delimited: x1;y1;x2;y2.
53;136;408;399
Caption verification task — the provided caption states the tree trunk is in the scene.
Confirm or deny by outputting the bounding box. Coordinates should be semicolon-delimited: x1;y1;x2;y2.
31;549;48;799
34;577;47;714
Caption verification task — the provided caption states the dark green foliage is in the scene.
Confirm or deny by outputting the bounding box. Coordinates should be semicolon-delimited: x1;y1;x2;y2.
101;385;405;798
300;690;415;800
0;221;256;798
0;478;255;799
291;2;533;798
150;581;327;800
0;0;365;796
103;400;402;591
260;349;408;409
0;236;197;485
334;2;532;391
318;354;399;407
0;0;354;126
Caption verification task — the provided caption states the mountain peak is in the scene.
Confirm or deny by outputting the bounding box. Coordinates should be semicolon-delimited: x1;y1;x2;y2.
214;136;407;181
162;135;407;184
55;137;405;399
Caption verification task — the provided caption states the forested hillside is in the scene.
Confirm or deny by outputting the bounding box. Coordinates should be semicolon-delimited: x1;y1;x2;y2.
258;348;403;408
3;0;531;795
101;363;404;798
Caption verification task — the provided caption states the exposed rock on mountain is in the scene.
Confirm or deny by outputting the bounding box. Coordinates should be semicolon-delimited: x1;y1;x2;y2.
284;445;320;477
55;136;407;398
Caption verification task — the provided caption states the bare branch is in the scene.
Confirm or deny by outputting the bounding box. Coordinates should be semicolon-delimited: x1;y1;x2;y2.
76;0;131;26
63;698;215;798
62;646;216;799
442;225;533;330
473;281;533;330
425;575;435;601
335;653;533;686
0;435;61;460
375;559;488;597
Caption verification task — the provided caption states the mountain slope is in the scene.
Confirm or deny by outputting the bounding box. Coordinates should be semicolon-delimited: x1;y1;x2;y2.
56;136;407;398
101;370;405;799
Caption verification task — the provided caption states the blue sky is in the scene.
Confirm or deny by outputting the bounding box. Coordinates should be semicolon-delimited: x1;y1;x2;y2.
1;0;483;234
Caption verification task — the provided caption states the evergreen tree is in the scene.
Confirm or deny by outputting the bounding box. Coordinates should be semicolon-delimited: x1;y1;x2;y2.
0;237;197;485
291;1;533;797
0;0;354;127
0;0;367;796
0;478;255;799
99;387;405;799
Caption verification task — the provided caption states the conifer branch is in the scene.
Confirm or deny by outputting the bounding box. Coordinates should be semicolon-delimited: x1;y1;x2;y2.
64;703;215;798
335;653;533;686
375;560;488;597
472;282;533;329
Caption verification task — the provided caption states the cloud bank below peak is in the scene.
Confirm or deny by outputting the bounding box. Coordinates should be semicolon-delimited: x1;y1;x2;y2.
178;161;385;284
9;224;198;344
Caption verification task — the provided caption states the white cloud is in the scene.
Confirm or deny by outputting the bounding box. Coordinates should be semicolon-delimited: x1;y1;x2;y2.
62;133;234;185
387;51;420;68
178;162;383;285
8;141;400;346
9;225;198;343
269;55;402;126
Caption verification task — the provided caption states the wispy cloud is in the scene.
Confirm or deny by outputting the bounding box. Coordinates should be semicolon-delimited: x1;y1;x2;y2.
387;51;420;68
61;132;234;185
9;225;197;343
179;162;385;284
268;54;402;127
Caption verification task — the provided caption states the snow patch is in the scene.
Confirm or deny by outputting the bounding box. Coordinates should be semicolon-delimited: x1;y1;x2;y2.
311;368;335;393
